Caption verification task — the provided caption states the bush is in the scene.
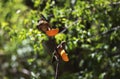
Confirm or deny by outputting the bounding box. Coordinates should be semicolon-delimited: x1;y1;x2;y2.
0;0;120;79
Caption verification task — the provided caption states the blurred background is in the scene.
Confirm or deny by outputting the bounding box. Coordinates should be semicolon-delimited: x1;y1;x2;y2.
0;0;120;79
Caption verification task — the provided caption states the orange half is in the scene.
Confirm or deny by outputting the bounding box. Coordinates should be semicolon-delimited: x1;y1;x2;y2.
46;28;59;36
59;49;69;62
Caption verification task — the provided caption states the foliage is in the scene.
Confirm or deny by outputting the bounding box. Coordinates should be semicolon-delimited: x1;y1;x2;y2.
0;0;120;79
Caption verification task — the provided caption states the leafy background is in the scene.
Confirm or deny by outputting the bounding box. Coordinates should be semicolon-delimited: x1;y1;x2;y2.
0;0;120;79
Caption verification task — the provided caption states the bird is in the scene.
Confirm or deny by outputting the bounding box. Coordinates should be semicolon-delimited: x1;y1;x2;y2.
37;17;59;37
52;41;69;63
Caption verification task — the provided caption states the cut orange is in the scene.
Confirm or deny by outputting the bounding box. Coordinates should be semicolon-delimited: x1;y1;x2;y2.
59;49;69;62
46;28;59;36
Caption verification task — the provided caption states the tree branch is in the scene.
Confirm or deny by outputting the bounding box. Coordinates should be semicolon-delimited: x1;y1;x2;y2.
55;61;59;79
101;26;120;36
110;2;120;6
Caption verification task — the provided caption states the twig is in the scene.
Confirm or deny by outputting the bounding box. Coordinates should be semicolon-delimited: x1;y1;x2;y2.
101;26;120;36
109;52;120;57
55;60;59;79
110;2;120;6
